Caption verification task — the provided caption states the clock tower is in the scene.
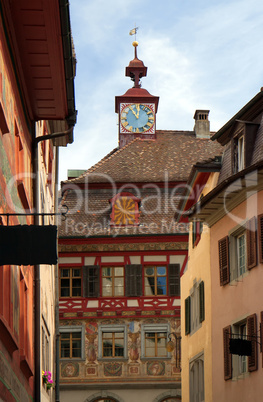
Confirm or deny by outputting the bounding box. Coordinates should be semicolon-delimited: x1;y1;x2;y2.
115;41;159;148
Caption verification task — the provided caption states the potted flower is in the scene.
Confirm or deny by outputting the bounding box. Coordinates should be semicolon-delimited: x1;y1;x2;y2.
42;371;53;390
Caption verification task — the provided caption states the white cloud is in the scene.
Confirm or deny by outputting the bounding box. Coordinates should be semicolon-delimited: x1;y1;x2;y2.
60;0;263;183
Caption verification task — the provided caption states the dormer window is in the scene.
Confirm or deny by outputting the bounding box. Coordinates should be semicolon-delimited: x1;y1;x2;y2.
233;131;245;174
231;121;259;174
109;192;140;226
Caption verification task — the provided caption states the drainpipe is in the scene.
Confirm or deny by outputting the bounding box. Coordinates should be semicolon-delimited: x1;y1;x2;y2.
54;146;60;402
33;124;41;402
33;126;73;402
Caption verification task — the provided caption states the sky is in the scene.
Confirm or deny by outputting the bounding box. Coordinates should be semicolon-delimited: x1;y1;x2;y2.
59;0;263;184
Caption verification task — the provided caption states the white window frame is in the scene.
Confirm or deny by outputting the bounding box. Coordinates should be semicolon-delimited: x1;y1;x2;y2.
141;324;170;359
238;135;245;171
59;325;85;360
232;320;248;378
229;223;247;281
98;325;128;360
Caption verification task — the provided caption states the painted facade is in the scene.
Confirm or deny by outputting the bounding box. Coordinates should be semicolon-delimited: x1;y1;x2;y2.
0;2;76;401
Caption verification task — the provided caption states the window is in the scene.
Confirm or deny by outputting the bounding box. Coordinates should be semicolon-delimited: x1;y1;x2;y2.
237;233;246;276
192;221;203;248
102;332;124;357
141;324;169;359
218;217;257;286
60;267;81;297
98;325;127;359
60;326;84;359
81;264;180;298
223;314;258;380
189;353;204;402
42;320;50;374
237;135;245;171
185;281;205;335
144;266;167;296
102;267;124;296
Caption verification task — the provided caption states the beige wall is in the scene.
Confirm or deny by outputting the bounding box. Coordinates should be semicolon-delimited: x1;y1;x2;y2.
181;172;219;402
181;222;212;402
211;190;263;401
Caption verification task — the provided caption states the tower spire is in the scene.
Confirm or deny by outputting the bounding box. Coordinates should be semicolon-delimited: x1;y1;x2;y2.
125;41;147;88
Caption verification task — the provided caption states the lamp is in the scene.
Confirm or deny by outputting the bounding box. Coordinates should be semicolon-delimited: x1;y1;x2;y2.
166;332;181;370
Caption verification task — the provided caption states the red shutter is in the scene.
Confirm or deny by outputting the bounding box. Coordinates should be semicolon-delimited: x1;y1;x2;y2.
247;313;258;372
218;236;230;285
223;325;232;380
246;217;257;269
258;214;263;263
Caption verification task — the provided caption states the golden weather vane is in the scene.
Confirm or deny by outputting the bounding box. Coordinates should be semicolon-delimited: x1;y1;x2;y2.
129;25;139;41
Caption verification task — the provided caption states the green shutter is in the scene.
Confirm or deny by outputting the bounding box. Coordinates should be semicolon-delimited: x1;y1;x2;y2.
199;281;205;323
125;265;142;296
185;296;191;335
168;264;180;297
83;266;100;297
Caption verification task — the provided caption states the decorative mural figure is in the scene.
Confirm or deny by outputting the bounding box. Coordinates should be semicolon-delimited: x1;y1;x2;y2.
86;333;97;363
129;332;139;362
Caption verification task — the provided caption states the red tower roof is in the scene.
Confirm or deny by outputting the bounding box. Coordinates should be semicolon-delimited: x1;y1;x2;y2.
125;41;147;88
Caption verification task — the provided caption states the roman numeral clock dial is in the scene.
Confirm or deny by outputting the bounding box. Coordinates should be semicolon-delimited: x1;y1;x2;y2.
120;103;155;133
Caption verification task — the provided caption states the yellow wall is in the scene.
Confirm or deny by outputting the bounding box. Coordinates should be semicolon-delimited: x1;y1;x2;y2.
181;172;219;402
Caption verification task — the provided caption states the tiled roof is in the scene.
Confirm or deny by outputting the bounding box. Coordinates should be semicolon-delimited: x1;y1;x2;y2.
59;131;223;238
62;131;223;185
59;187;184;237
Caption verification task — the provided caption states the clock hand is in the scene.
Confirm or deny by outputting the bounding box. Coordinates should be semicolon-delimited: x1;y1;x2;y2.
128;105;138;119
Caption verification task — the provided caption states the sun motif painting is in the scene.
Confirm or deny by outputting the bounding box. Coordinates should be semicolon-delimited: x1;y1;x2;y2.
110;193;140;226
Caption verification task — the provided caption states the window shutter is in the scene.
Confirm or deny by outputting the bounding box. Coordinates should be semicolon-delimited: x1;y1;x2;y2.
258;214;263;263
125;265;142;297
168;264;180;297
261;312;263;368
247;313;258;372
246;217;257;269
223;325;232;380
199;281;205;323
82;266;100;297
218;236;230;285
185;296;191;335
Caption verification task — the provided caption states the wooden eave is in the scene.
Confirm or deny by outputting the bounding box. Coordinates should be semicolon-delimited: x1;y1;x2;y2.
212;90;263;145
176;160;222;221
0;0;76;128
188;162;263;227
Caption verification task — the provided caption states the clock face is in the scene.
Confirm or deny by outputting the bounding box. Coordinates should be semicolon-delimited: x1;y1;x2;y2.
120;103;155;133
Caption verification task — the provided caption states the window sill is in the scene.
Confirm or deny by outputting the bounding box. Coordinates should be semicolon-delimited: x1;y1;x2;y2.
140;357;171;361
60;358;85;362
20;354;34;378
230;270;249;285
0;315;19;355
97;358;128;362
